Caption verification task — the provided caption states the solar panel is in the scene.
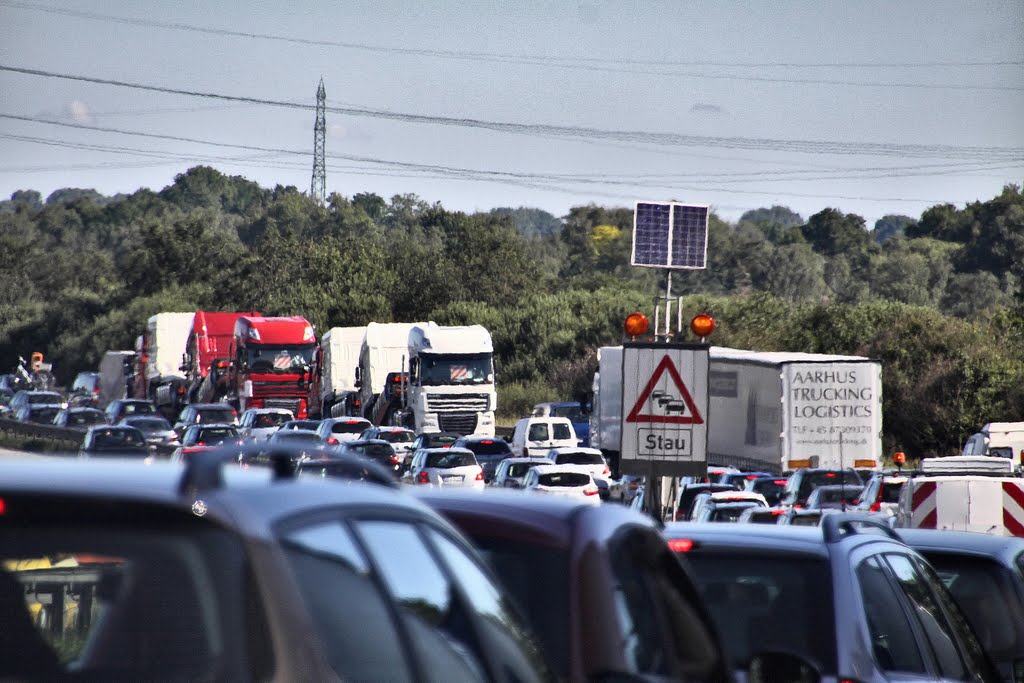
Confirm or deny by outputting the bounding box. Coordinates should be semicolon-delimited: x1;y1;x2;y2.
670;204;709;269
631;201;709;270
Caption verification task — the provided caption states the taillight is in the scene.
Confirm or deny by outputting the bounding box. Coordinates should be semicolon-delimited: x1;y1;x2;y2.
583;485;599;496
475;470;484;481
327;436;339;445
390;455;400;464
417;471;429;484
601;466;610;476
826;472;836;478
668;538;694;552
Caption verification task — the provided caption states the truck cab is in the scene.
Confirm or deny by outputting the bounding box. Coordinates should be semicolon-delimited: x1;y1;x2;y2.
231;316;316;418
404;323;496;436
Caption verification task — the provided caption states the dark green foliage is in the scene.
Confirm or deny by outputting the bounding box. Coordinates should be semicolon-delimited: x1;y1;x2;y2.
0;170;1021;456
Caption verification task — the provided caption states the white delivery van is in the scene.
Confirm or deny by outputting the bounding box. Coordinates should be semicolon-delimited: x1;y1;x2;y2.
511;417;578;458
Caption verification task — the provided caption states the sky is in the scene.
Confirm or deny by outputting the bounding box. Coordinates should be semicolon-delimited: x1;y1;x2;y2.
1;0;1023;226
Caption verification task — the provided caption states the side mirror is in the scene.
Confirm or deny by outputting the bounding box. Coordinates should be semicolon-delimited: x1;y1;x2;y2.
747;652;820;683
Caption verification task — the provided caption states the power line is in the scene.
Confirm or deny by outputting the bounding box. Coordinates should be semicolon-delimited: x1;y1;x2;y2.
4;0;1021;74
3;65;1024;161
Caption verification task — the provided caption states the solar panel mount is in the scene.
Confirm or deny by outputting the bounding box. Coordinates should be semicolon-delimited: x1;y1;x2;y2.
631;201;709;270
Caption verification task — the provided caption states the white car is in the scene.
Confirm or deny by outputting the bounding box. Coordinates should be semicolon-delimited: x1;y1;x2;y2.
521;465;600;504
237;408;295;442
402;447;485;489
510;416;578;457
489;457;553;489
688;490;769;521
545;447;611;484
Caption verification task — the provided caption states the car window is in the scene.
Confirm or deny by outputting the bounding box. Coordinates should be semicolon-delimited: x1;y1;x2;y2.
28;392;61;405
122;402;155;415
355;521;486;682
527;423;549;442
685;552;837;673
425;452;477;468
196;427;238;444
280;521;413;682
197;408;235;424
463;439;510;456
379;431;413;444
555;451;603;465
508;462;542;478
537;472;590;487
128;417;172;431
255;413;290;428
881;481;904;503
884;554;971;680
68;411;104;426
331;421;366;434
551;423;572;440
92;429;145;448
856;556;927;674
426;529;549;682
550;405;585;422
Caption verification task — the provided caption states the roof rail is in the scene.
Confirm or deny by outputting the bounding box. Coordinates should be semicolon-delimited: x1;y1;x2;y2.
178;450;226;497
821;512;900;544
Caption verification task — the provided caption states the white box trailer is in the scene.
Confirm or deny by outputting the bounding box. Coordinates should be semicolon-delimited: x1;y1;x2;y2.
356;322;423;418
708;347;882;472
319;327;365;415
98;350;134;408
145;312;195;383
590;345;883;474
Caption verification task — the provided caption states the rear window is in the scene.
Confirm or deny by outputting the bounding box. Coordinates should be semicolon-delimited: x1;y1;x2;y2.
425;452;477;469
752;480;787;495
28;393;62;405
551;423;572;440
126;417;172;431
798;471;861;501
68;411;105;426
120;402;155;415
197;408;235;424
709;505;755;522
554;451;603;466
0;516;256;681
464;440;511;456
196;427;238;444
881;482;904;503
378;431;413;444
813;487;863;504
685;554;836;674
92;429;145;448
32;407;60;420
537;472;590;487
253;413;290;428
745;510;784;524
527;424;549;442
347;442;395;458
508;462;544;478
331;421;367;434
790;513;822;527
273;431;320;444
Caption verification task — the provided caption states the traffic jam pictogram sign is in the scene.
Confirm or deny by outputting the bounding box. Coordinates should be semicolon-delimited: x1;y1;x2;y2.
620;343;709;476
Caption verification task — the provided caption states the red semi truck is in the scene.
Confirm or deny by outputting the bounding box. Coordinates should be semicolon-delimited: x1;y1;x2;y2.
229;316;316;418
183;311;258;404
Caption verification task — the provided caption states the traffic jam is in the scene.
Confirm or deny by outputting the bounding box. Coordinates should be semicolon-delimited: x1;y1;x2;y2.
1;306;1022;683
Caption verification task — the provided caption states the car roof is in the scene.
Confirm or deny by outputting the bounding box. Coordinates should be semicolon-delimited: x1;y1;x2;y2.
548;447;602;456
500;457;552;464
421;431;461;438
273;429;320;437
664;522;834;557
414;488;655;549
421;447;474;456
346;439;391;447
192;423;238;430
372;426;412;432
0;457;434;528
457;435;506;442
192;403;235;410
896;529;1024;565
86;425;142;433
68;407;104;413
812;484;864;493
531;464;593;475
247;408;294;414
326;417;369;423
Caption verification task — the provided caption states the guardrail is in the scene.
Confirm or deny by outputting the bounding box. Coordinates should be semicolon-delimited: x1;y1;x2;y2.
0;417;84;452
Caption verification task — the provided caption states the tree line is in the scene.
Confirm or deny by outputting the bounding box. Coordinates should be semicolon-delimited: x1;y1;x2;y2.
1;167;1022;456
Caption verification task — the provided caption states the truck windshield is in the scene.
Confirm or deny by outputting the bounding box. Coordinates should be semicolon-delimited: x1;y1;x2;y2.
247;346;314;374
419;353;493;386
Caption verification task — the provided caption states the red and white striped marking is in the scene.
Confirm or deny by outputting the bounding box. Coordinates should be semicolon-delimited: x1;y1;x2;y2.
1002;481;1024;537
910;481;937;528
450;366;468;381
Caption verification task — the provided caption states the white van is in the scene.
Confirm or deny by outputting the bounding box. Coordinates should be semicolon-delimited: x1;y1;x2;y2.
511;417;578;458
962;422;1024;463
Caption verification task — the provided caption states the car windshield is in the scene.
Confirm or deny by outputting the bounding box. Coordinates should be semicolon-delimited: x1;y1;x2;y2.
0;515;249;680
425;451;477;468
537;472;590;487
419;353;493;386
246;345;315;374
684;553;837;674
92;429;145;449
125;417;172;431
927;553;1024;659
331;421;367;434
28;392;61;405
554;451;602;466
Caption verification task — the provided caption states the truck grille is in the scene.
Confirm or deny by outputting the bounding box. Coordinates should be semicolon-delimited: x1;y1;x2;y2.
253;381;304;398
426;394;489;412
264;398;301;414
439;413;478;435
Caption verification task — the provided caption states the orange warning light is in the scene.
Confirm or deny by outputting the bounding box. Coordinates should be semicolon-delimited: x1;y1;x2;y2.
893;451;906;466
690;314;716;338
624;312;649;337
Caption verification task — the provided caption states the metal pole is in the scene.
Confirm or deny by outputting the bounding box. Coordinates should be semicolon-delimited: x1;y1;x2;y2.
664;271;673;340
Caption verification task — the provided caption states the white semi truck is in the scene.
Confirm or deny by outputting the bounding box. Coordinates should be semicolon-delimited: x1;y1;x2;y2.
402;322;496;436
590;345;883;473
136;312;195;417
355;322;422;422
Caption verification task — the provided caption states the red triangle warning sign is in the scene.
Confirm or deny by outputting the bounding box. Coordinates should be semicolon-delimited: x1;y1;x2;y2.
626;355;704;424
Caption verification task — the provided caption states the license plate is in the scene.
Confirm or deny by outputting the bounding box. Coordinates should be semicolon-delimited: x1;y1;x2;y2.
443;475;464;483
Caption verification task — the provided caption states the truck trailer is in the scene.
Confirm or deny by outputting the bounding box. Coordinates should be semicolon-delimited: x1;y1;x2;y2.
355;322;422;422
183;311;258;405
590;345;883;474
132;312;195;419
308;326;366;419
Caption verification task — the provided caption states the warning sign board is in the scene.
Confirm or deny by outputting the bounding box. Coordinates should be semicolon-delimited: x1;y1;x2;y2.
619;343;709;476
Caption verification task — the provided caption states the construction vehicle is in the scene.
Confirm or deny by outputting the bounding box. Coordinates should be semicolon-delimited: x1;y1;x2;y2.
307;326;365;419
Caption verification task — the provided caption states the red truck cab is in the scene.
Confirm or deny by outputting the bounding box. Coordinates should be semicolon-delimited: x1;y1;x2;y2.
184;311;258;403
232;316;316;418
